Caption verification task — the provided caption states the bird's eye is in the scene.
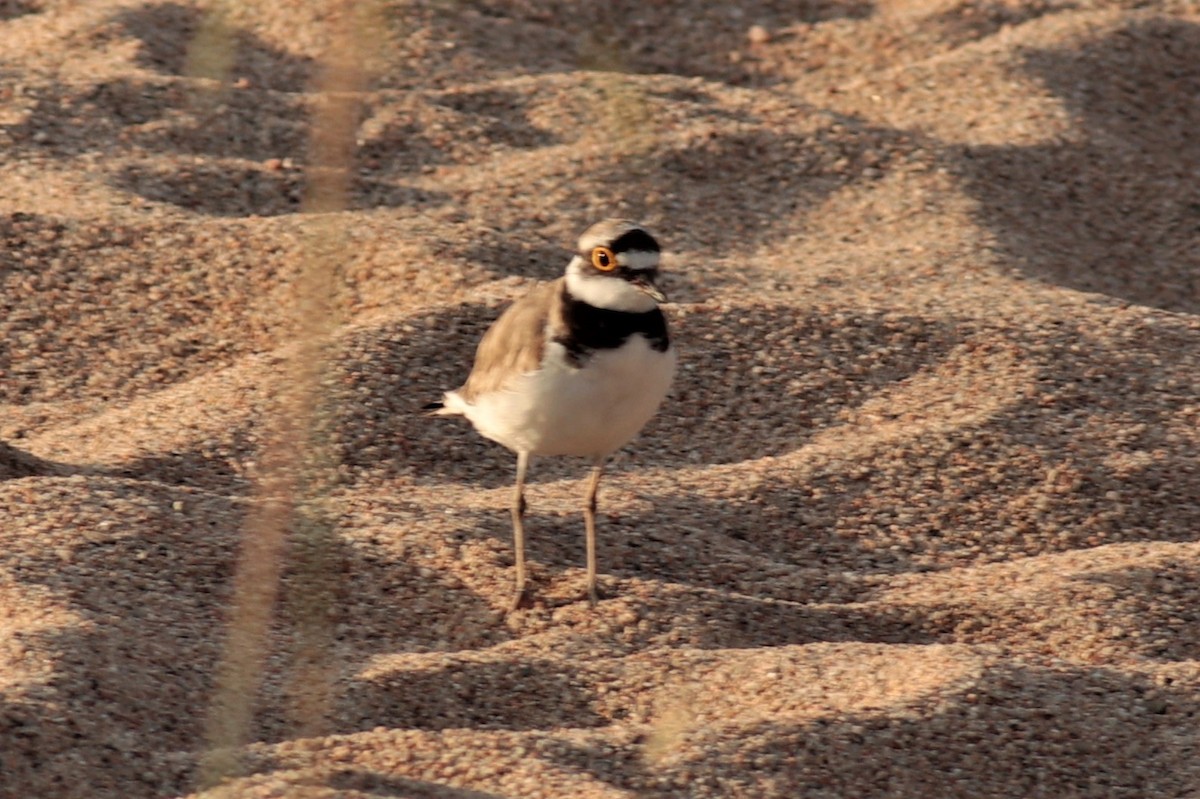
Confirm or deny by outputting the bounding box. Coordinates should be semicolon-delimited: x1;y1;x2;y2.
591;246;617;271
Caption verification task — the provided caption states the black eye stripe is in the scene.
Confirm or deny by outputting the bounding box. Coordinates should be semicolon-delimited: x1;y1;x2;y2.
608;228;660;253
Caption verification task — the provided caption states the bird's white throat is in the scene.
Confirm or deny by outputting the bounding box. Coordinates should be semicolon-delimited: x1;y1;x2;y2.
565;260;660;313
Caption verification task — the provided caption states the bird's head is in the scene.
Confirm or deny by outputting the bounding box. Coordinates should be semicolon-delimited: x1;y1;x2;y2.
565;219;666;312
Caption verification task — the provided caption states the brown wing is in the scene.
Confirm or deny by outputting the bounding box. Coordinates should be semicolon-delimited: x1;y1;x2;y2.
457;279;565;403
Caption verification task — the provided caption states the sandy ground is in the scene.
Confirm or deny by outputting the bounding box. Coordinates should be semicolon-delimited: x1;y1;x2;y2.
3;0;1200;797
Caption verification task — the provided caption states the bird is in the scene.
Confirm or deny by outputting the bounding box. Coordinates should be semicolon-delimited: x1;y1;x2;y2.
428;219;677;610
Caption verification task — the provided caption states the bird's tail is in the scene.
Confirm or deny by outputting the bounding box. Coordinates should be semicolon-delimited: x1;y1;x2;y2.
424;392;465;416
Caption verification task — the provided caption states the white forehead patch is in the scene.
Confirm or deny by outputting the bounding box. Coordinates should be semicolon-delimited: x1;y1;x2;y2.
616;249;660;271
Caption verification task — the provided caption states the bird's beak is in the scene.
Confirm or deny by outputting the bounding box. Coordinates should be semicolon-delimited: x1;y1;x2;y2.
630;274;667;304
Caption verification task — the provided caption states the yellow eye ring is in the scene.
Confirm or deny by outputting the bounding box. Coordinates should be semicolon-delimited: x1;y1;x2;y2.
590;246;617;271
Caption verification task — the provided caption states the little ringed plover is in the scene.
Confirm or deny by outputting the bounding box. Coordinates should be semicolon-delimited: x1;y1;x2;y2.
429;219;676;610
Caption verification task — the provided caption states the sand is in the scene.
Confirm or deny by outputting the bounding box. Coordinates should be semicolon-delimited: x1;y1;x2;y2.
2;0;1199;797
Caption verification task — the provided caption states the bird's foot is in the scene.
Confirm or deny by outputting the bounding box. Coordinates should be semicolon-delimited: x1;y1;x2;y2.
586;580;608;609
508;582;535;612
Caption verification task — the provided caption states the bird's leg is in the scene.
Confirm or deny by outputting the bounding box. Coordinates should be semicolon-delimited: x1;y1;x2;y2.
583;462;605;607
509;451;533;611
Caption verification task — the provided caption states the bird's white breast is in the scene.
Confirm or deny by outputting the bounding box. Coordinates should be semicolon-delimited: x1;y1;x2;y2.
461;335;676;460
